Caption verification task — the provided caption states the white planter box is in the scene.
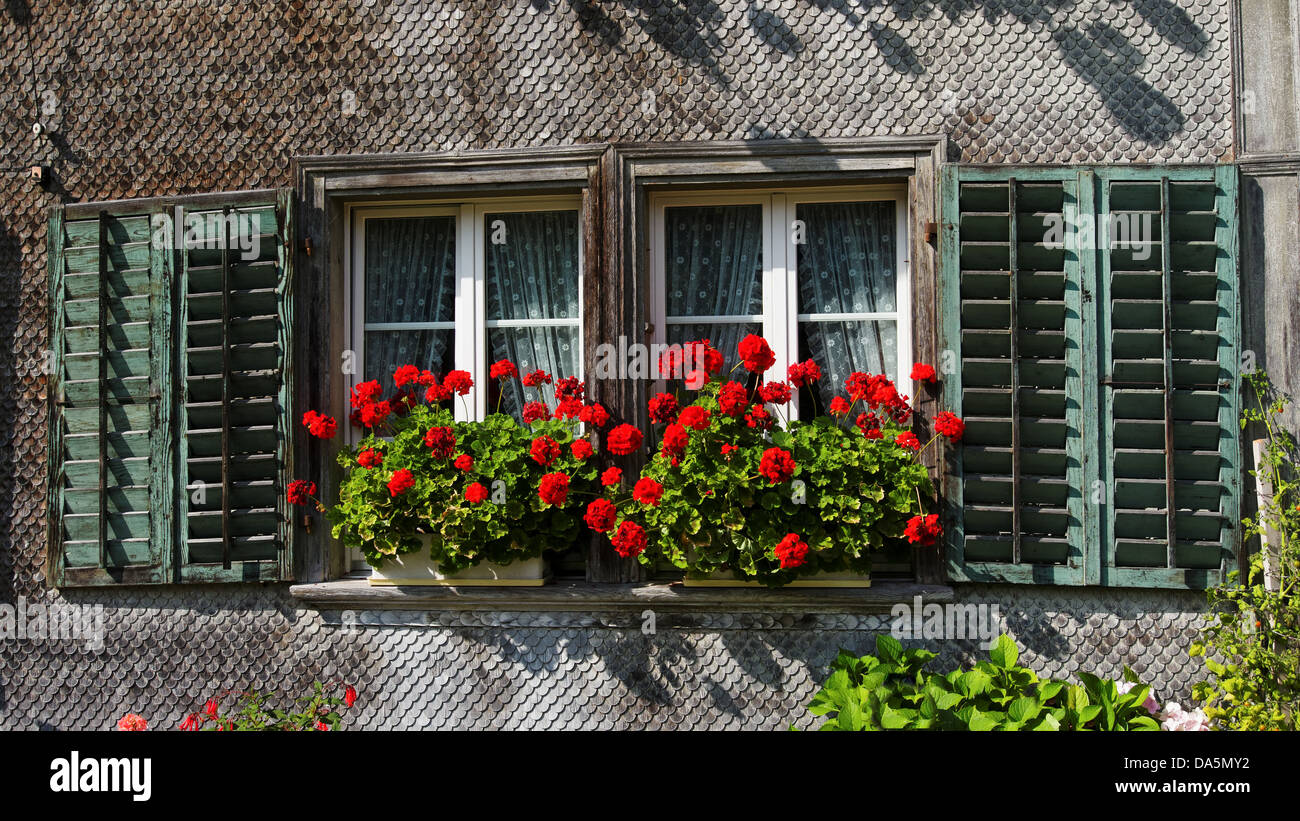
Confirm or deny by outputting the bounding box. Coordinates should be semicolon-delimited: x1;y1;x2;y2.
683;568;871;588
368;540;548;587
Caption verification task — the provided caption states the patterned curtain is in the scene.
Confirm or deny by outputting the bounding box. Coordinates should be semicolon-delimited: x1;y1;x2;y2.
486;210;581;416
796;200;898;408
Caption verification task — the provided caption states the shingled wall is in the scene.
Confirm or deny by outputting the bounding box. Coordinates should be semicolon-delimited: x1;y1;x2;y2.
0;0;1234;729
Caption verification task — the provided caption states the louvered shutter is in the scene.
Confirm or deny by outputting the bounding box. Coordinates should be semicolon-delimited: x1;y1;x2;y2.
48;190;295;586
941;166;1239;588
48;207;175;585
1097;167;1239;587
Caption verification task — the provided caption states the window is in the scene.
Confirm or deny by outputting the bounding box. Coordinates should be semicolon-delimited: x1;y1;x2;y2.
941;165;1241;589
648;187;911;416
347;197;583;422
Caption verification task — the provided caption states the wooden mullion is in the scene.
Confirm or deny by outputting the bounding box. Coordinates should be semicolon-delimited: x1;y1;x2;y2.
1159;177;1177;568
1007;179;1022;565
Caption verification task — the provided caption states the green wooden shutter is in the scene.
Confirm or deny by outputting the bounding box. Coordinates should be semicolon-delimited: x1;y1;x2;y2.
941;165;1239;589
176;191;295;582
1096;167;1239;588
47;207;175;585
48;190;295;586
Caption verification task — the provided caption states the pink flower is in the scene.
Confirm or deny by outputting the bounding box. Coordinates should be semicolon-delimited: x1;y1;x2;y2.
116;713;148;731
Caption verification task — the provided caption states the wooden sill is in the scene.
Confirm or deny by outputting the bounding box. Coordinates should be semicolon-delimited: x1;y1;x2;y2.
289;577;954;614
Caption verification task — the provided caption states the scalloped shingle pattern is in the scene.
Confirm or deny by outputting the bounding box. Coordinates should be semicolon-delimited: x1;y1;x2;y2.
0;0;1227;729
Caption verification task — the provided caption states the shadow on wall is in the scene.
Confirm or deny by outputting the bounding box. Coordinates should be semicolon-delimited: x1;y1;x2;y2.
0;215;22;608
533;0;1211;145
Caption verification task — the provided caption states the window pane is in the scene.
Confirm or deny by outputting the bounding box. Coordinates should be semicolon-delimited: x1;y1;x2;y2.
489;327;581;417
365;329;453;392
798;319;897;416
485;210;580;321
664;204;762;320
364;216;456;324
796;201;896;315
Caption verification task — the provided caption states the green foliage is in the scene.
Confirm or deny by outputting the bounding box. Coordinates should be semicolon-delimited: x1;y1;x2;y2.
805;634;1162;731
182;681;354;732
326;403;599;571
1192;369;1300;730
617;379;934;586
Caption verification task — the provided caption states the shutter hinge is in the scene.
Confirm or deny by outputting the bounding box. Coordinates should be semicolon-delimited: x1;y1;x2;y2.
301;514;313;534
302;237;313;256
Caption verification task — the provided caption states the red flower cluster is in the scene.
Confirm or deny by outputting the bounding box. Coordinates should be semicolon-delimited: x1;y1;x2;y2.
387;469;415;497
787;359;822;388
895;431;921;451
661;423;688;459
934;411;965;441
845;371;911;424
579;403;610;428
633;477;664;506
774;533;810;570
424;426;456;458
393;365;421;388
745;404;774;430
490;359;518;381
443;370;473;396
538;472;569;506
464;482;489;504
717;381;749;416
287;480;316;506
678;406;711;430
357;449;383;468
555;396;584;420
555;376;585;402
758;381;792;405
522;369;552;388
611;520;647;558
910;362;937;383
606;424;643;456
530;435;562;467
759;447;796;484
584;498;618;532
350;380;382;408
830;396;850;415
454;454;474;472
738;334;775;373
905;513;942;547
522;401;550;423
648;392;680;424
302;410;338;439
571;439;594;460
359;400;391;428
601;466;623;486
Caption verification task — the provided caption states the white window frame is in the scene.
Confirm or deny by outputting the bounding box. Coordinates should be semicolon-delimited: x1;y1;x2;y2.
345;196;584;572
648;185;911;414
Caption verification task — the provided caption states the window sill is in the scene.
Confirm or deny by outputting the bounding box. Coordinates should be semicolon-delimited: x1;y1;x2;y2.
289;577;953;614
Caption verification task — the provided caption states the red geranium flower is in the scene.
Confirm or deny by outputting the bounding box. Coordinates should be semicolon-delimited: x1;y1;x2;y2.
774;533;810;569
584;498;618;532
606;424;643;456
538;472;569;507
443;370;473;396
720;443;737;457
611;520;647;558
717;381;749;416
633;477;664;506
746;403;774;430
910;362;937;383
787;359;822;388
417;370;438;387
600;466;623;487
555;376;585;402
464;482;489;504
287;480;316;506
660;423;688;458
648;392;680;425
571;439;594;461
522;401;550;423
678;405;711;430
302;410;338;439
829;396;851;415
759;447;796;484
738;334;775;373
865;428;884;440
522;369;552;388
758;381;792;405
387;469;415;497
895;431;921;451
454;454;474;472
579;402;610;428
359;400;391;427
530;435;562;467
905;513;942;547
556;396;584;420
424;426;456;458
392;364;420;388
934;411;965;441
424;382;452;403
350;380;382;409
357;448;383;469
490;359;518;380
